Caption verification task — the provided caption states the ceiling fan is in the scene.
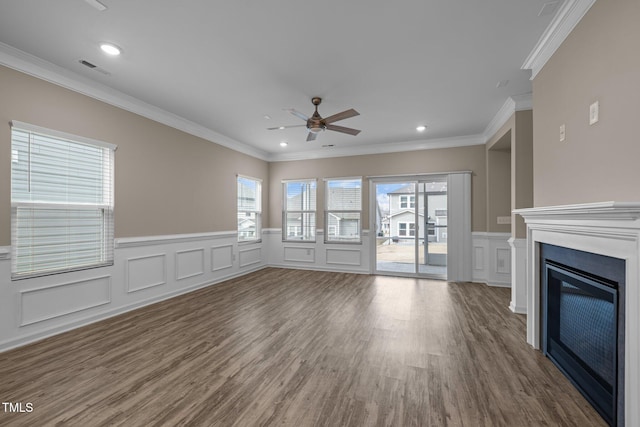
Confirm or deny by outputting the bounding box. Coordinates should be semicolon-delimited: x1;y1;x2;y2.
268;97;361;141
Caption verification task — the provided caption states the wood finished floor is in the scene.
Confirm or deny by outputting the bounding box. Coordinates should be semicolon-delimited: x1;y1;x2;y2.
0;268;605;427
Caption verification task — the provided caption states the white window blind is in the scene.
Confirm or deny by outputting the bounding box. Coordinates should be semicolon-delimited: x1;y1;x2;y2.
237;175;261;242
283;179;316;241
325;177;362;243
10;122;115;279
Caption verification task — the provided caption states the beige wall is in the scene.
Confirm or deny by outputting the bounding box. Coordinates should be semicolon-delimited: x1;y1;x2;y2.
513;110;533;237
268;145;487;232
533;0;640;206
0;65;269;245
486;133;511;234
485;110;533;238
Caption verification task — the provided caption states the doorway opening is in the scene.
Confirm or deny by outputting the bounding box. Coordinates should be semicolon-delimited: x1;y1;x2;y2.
373;176;448;279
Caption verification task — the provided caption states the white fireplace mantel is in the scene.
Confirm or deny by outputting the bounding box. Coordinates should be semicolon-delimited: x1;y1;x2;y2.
515;201;640;426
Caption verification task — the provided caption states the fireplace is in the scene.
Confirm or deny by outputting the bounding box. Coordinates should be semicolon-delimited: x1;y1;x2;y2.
541;243;624;426
514;202;640;427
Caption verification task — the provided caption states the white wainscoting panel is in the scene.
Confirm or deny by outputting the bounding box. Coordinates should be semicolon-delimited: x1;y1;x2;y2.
20;276;111;326
508;237;527;314
496;248;511;275
126;254;166;293
472;232;512;288
263;229;369;274
284;246;316;263
211;244;234;272
326;248;361;266
473;246;484;272
175;248;205;281
0;232;265;353
239;246;262;268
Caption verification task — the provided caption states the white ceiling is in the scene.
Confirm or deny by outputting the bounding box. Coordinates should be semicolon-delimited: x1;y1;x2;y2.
0;0;562;160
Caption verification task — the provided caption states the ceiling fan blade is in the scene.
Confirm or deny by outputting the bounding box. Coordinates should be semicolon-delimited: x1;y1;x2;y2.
306;132;318;142
267;124;307;130
323;108;359;124
285;108;309;121
326;124;361;136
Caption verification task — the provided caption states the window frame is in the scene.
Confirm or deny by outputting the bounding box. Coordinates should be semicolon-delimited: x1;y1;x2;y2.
237;174;262;243
282;179;317;242
10;121;116;280
398;222;416;237
400;195;415;209
324;177;362;244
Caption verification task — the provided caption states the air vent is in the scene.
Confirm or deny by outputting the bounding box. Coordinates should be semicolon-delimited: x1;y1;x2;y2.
78;59;111;76
79;59;96;68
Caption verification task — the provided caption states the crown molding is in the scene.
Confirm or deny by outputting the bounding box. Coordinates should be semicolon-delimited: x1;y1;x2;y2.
267;134;486;162
522;0;597;79
482;94;532;142
0;42;270;161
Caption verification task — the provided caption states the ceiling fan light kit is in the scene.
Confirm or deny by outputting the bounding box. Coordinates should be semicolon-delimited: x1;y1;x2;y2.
269;97;361;142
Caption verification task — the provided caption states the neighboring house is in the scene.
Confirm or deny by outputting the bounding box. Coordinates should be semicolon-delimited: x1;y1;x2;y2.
237;179;258;240
284;185;361;240
387;183;447;242
375;200;390;237
325;186;361;239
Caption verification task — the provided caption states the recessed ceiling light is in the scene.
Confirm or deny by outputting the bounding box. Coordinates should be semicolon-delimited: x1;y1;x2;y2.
416;125;427;132
280;141;288;147
100;43;121;56
278;126;285;130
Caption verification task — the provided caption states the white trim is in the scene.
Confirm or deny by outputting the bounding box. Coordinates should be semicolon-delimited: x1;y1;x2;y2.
115;231;236;248
281;178;317;183
270;135;486;162
11;120;117;151
483;94;533;142
0;265;266;354
515;201;640;220
472;232;512;288
19;275;112;326
522;0;598;79
211;244;234;272
237;173;263;183
125;254;167;293
508;237;527;314
175;248;205;281
0;42;269;161
0;247;10;260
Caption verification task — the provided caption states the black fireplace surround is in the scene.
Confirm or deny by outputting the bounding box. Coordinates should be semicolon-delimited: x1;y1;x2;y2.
541;243;625;427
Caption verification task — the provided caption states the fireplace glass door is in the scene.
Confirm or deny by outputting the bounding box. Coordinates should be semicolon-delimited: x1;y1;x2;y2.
543;261;618;426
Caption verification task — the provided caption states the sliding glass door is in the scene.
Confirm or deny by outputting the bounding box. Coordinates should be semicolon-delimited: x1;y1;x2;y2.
373;176;447;279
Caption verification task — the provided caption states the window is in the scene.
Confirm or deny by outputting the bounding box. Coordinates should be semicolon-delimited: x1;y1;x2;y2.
237;175;261;242
398;222;415;237
10;122;115;279
283;179;316;241
400;195;415;209
325;177;362;243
